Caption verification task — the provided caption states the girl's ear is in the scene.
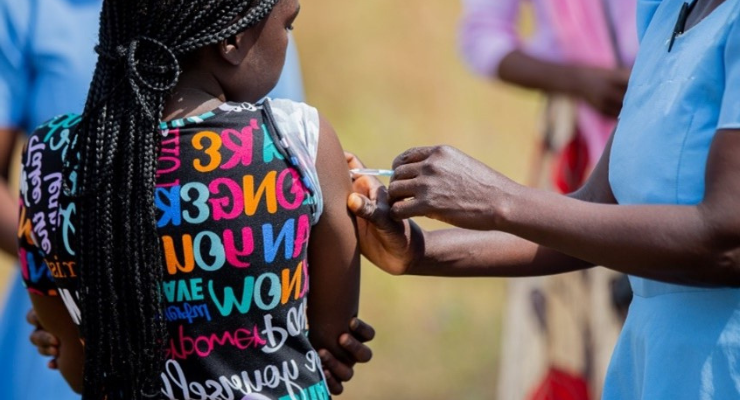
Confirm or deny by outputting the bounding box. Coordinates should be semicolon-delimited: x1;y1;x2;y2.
219;31;252;66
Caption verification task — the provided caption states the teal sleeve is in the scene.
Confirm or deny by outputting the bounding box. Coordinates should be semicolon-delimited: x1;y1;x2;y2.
718;13;740;130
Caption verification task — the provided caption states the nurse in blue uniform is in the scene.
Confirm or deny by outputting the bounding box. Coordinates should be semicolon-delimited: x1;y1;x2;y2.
603;0;740;398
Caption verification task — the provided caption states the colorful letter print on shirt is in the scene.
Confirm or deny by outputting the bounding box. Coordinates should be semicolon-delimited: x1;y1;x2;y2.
18;101;331;400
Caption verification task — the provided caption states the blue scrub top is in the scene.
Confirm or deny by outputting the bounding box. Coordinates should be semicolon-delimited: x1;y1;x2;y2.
0;0;100;131
0;0;305;132
605;0;740;399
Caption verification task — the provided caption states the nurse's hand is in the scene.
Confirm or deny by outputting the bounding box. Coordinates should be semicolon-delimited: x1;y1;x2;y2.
389;146;520;230
346;152;423;276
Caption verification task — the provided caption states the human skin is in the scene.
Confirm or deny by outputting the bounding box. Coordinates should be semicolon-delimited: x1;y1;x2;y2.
27;310;375;394
165;0;365;371
494;0;726;119
497;51;630;118
27;0;370;394
0;128;19;255
347;125;740;287
347;0;738;287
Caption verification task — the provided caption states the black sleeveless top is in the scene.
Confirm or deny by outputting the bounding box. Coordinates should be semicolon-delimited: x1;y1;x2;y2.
18;101;330;400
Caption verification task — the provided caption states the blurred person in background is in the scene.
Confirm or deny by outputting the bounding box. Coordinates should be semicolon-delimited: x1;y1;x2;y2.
459;0;638;398
0;1;100;398
0;0;305;398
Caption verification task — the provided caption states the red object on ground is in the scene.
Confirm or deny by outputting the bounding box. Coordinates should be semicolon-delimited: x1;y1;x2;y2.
528;367;591;400
552;131;590;194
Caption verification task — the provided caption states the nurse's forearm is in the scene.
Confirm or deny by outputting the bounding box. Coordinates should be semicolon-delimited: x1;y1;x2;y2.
496;186;739;287
408;190;738;286
408;227;593;277
398;131;740;286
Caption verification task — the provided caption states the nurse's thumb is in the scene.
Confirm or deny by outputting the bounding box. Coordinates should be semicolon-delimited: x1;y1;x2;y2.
348;193;377;222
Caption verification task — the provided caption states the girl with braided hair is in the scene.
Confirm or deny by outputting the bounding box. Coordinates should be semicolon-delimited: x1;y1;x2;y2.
16;0;364;399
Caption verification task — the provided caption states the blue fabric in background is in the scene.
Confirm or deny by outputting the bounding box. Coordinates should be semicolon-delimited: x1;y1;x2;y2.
0;0;305;398
0;1;98;397
0;277;72;400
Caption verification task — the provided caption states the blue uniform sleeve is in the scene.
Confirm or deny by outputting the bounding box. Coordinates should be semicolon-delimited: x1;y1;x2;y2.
0;0;32;128
636;0;664;43
718;12;740;130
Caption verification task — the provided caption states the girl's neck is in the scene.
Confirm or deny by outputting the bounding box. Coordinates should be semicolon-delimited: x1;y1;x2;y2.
162;72;227;122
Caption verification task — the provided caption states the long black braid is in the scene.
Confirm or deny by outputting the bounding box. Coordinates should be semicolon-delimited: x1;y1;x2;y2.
66;1;280;398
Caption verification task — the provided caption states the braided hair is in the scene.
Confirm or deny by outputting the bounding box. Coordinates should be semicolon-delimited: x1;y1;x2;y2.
66;1;280;398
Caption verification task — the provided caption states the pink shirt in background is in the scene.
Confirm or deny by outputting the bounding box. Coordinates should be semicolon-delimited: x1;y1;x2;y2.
459;0;638;77
459;0;638;168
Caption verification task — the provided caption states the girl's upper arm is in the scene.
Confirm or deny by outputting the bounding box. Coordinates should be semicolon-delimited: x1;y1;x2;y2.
306;114;360;364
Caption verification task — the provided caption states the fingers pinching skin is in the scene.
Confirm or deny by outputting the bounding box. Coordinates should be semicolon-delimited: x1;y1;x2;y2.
348;193;375;220
349;188;400;232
